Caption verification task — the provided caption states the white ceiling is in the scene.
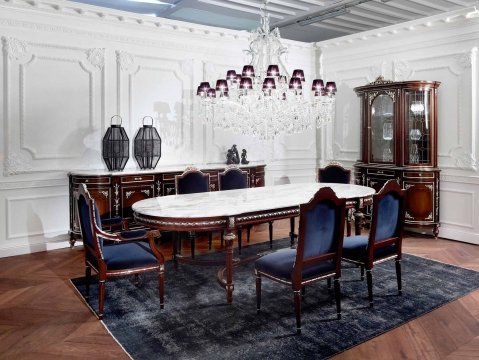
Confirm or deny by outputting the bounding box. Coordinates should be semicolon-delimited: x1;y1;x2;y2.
68;0;478;42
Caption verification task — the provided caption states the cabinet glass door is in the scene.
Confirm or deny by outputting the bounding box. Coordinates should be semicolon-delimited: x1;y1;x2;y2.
405;90;430;165
370;94;394;163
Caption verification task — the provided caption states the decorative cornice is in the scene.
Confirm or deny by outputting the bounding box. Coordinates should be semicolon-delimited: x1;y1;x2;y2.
369;76;393;85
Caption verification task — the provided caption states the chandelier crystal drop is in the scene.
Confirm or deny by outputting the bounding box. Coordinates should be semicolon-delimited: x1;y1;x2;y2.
196;0;336;140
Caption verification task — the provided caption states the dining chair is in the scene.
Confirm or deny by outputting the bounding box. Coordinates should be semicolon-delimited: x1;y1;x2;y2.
75;183;165;319
342;179;406;307
218;165;276;253
254;187;346;334
317;161;354;236
218;165;248;254
175;167;212;258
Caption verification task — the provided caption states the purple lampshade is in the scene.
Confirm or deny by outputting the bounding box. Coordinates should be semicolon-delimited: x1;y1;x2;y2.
292;69;305;81
206;88;216;98
242;65;255;77
289;77;302;90
262;77;276;90
239;77;253;89
234;74;242;83
266;65;280;77
326;81;337;94
226;70;237;81
199;82;211;91
215;79;228;92
312;79;324;91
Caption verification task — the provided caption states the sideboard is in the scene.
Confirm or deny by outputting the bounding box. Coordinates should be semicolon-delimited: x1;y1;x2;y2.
68;163;266;245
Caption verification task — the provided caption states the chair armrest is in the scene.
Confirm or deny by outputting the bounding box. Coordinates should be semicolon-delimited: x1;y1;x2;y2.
147;230;165;264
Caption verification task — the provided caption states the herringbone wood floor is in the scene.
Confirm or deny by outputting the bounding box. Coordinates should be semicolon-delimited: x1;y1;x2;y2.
0;220;478;359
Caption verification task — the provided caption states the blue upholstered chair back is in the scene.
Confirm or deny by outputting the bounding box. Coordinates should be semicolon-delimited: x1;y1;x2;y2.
77;193;102;250
318;164;351;184
219;168;248;190
375;192;400;242
176;171;209;194
302;202;338;259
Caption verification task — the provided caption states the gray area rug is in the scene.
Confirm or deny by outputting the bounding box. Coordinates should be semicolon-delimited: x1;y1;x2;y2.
71;238;479;360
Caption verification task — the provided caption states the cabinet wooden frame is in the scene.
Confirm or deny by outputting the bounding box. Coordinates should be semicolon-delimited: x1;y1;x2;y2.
68;164;266;246
354;78;440;237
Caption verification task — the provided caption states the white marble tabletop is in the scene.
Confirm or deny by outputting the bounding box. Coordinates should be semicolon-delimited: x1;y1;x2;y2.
132;183;375;219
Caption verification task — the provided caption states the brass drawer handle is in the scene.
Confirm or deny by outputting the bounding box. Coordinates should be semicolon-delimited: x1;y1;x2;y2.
134;177;142;181
377;170;383;174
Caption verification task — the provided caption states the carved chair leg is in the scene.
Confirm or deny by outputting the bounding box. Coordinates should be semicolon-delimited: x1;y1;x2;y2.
268;221;273;249
334;278;341;319
237;229;242;255
134;274;140;286
85;265;91;300
255;274;262;314
360;265;365;280
294;290;302;335
173;232;178;270
396;259;402;295
366;269;373;307
289;217;296;247
189;232;196;259
159;265;165;309
98;279;106;320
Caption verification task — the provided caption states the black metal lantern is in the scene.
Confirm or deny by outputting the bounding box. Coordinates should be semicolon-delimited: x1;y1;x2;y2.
102;115;129;171
134;116;162;169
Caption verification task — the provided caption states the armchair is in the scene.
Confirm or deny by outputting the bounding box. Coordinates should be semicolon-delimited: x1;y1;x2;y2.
342;179;406;307
75;183;165;319
254;187;346;334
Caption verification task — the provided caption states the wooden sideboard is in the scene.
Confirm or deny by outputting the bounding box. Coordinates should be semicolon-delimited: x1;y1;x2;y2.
68;164;266;245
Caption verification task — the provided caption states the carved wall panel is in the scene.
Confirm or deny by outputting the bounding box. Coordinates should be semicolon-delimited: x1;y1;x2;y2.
2;37;105;175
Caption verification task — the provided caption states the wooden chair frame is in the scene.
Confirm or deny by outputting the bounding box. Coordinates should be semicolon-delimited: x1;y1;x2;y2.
342;179;406;306
75;183;165;319
255;187;346;334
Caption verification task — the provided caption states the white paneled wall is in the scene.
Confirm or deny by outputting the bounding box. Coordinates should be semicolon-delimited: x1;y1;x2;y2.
1;1;478;257
0;0;317;257
318;8;479;245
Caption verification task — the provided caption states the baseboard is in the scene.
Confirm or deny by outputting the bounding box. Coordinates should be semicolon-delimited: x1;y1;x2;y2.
0;235;74;258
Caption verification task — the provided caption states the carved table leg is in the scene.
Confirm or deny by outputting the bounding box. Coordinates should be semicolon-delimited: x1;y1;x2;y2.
223;230;236;304
433;224;440;239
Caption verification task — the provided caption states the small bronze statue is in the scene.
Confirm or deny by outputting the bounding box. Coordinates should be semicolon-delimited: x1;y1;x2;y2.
241;149;249;164
226;145;240;164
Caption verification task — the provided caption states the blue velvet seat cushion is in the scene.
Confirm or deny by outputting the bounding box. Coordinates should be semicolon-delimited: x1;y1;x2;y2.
342;235;396;262
255;248;335;281
103;241;158;270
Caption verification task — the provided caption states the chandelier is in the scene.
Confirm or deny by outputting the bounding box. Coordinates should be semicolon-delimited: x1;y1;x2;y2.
196;1;336;140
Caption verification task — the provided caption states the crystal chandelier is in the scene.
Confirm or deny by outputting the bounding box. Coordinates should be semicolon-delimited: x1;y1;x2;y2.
196;1;336;140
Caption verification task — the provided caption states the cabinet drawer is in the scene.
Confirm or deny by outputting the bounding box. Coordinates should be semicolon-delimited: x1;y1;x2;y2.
120;175;154;183
72;176;110;185
403;172;434;179
366;169;395;177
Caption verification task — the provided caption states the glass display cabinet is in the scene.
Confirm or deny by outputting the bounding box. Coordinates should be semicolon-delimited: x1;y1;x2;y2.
354;77;441;237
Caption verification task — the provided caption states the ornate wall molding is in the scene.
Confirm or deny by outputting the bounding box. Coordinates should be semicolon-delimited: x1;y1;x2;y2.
116;50;136;73
2;36;30;62
86;48;105;70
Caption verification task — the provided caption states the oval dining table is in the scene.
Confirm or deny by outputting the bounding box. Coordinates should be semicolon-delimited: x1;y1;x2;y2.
132;183;375;304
